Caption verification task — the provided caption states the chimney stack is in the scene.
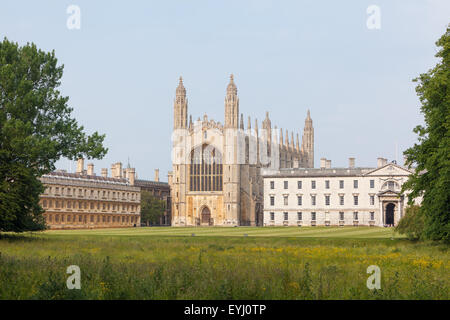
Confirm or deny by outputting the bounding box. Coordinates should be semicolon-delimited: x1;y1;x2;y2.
76;158;84;174
320;158;326;169
101;168;108;178
326;159;331;169
377;157;388;168
118;163;123;178
111;162;123;178
155;169;160;182
87;163;94;176
128;168;135;186
349;157;355;168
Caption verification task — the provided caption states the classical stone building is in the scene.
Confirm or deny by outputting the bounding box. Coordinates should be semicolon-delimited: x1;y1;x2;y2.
169;75;314;226
39;159;141;229
262;157;416;227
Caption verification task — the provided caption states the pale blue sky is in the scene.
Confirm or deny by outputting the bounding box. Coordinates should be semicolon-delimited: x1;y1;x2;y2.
1;1;449;181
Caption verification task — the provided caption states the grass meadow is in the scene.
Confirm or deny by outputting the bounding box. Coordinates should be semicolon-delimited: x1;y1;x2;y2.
0;227;448;300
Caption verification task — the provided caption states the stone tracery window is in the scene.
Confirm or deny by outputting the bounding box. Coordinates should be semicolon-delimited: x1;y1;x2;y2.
189;144;223;191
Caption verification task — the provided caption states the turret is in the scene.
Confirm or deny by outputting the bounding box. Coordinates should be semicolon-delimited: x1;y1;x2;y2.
291;132;295;150
262;111;271;137
301;109;314;167
262;112;272;155
224;74;239;128
279;128;284;146
174;76;188;129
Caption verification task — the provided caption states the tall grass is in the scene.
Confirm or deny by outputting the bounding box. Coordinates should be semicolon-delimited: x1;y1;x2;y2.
0;233;448;299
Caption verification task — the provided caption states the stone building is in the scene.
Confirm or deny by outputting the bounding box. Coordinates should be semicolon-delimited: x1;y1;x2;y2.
169;75;314;226
262;157;416;227
134;169;171;225
39;159;141;229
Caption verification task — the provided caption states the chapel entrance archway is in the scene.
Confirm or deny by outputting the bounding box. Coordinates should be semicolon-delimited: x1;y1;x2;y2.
201;206;211;225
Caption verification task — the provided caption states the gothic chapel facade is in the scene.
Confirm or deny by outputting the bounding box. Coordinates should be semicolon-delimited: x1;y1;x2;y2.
169;75;314;226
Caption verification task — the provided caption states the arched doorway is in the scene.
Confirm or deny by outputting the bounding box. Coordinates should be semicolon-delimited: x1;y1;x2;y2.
385;203;395;226
201;206;211;225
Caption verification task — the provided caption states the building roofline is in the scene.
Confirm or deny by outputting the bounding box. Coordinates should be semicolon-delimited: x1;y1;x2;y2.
261;167;375;178
134;179;169;187
42;171;130;185
363;162;414;175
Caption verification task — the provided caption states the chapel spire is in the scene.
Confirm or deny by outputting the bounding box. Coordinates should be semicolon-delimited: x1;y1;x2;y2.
301;109;314;167
225;74;239;128
174;76;187;129
291;132;295;150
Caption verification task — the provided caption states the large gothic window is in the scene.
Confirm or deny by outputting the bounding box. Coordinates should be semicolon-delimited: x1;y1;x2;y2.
189;144;223;192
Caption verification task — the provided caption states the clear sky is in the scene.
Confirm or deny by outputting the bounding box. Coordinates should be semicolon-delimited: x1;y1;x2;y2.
1;1;449;181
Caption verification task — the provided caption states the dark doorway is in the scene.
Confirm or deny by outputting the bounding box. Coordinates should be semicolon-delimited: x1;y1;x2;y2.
201;207;211;225
385;203;395;226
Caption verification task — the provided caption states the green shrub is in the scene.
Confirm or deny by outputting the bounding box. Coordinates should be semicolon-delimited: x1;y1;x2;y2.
396;205;425;240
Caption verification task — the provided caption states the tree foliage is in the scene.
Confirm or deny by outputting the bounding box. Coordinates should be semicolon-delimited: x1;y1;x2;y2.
140;191;166;226
0;38;107;232
402;26;450;242
395;205;425;240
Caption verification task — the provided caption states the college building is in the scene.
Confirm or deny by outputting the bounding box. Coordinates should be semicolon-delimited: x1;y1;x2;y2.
39;159;141;229
262;157;416;227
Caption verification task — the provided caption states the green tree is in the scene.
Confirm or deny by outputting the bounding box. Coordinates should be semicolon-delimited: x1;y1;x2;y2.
140;191;166;226
395;205;425;240
0;38;107;232
402;26;450;242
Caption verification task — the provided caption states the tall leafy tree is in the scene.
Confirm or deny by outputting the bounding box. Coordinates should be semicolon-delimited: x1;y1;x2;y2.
140;191;166;226
0;38;107;232
402;26;450;242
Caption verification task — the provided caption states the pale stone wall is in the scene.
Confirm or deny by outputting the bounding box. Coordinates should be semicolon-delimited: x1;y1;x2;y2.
185;195;224;225
263;161;414;227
